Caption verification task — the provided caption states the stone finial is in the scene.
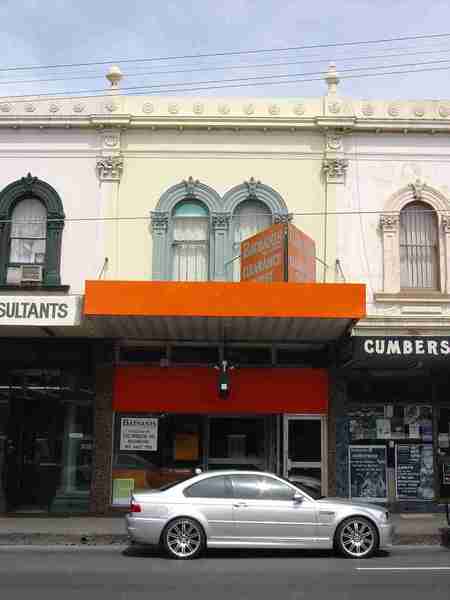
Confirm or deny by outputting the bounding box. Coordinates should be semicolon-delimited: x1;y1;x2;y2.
324;63;340;95
106;65;123;89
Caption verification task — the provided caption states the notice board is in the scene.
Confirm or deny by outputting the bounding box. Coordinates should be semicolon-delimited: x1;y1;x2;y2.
396;444;434;500
349;445;387;502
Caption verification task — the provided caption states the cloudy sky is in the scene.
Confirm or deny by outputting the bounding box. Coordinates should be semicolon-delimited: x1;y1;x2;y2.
2;0;450;101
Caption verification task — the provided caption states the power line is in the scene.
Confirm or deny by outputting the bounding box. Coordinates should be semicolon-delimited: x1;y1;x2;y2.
0;32;450;73
3;45;450;87
4;57;450;102
1;207;449;226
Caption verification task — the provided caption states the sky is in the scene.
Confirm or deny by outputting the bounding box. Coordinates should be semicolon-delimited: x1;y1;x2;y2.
2;0;450;101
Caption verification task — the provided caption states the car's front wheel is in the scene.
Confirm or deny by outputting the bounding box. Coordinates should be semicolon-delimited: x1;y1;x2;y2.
335;517;379;559
162;517;205;560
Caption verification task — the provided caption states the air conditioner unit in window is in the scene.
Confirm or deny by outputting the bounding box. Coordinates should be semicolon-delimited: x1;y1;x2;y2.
20;265;43;283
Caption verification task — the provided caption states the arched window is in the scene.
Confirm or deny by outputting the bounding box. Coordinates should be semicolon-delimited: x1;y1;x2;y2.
0;174;65;286
9;198;47;278
231;199;272;281
400;201;439;289
172;200;209;281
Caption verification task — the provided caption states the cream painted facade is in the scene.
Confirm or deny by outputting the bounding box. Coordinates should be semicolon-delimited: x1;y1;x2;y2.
4;64;450;324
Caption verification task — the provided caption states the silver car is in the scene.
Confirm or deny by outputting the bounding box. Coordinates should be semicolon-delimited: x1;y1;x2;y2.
126;470;394;560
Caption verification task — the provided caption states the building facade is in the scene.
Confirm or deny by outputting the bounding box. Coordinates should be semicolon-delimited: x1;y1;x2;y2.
1;65;449;514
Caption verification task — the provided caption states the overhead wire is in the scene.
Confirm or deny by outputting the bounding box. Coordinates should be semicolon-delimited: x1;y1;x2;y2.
0;31;449;73
3;45;450;87
3;58;450;102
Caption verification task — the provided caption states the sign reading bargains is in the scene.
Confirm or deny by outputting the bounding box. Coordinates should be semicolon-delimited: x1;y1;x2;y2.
240;223;316;283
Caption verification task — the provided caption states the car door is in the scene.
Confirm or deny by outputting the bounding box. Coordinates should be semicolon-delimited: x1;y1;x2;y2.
183;475;234;541
230;474;317;545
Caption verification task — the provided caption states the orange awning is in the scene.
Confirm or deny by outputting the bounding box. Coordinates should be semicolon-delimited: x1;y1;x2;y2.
84;280;365;342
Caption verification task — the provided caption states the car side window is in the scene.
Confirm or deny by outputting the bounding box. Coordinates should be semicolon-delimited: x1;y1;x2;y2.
259;476;296;501
230;475;264;499
184;476;230;498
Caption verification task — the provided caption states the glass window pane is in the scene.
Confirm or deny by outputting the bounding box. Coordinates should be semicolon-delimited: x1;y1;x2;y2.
11;198;47;238
260;475;295;500
172;243;208;281
209;418;265;460
288;419;321;462
232;200;272;281
184;476;228;498
231;475;263;499
10;238;46;264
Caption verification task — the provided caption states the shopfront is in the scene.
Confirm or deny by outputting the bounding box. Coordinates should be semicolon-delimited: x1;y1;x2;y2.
0;294;96;514
336;336;450;511
110;365;329;505
84;279;365;510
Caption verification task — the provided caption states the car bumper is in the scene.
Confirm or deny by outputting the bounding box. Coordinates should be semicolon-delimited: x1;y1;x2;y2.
126;514;165;545
379;523;395;549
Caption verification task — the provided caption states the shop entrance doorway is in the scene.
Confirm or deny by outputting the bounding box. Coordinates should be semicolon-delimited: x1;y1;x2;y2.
283;415;327;497
4;395;64;512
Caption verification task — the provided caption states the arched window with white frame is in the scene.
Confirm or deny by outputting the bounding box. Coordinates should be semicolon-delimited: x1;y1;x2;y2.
231;199;272;281
400;200;439;290
172;200;209;281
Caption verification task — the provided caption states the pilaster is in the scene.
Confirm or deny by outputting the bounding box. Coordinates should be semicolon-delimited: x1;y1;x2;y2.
380;214;401;293
150;212;170;280
212;213;231;280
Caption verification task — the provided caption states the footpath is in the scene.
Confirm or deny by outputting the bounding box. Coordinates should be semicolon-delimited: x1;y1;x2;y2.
0;513;448;546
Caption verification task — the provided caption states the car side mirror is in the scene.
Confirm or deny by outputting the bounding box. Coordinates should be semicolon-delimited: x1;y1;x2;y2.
293;492;304;504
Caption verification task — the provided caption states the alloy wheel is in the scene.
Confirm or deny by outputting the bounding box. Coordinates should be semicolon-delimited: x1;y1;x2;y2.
165;518;203;559
338;518;377;558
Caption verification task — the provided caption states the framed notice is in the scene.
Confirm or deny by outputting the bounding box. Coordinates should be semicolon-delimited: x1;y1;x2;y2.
120;417;158;451
349;445;387;502
396;444;434;500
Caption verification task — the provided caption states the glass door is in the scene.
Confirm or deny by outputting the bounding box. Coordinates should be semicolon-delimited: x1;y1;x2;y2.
283;415;327;496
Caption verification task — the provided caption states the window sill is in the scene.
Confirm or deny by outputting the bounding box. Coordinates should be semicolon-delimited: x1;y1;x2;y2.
374;291;450;304
0;284;70;293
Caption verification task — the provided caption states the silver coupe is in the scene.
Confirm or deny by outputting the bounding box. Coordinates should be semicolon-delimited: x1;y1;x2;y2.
126;470;394;560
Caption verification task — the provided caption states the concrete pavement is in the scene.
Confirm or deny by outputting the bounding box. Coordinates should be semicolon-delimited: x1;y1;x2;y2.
0;513;449;546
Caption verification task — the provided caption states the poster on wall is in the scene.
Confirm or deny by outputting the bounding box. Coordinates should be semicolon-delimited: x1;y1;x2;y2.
396;444;434;500
349;445;387;502
120;417;158;451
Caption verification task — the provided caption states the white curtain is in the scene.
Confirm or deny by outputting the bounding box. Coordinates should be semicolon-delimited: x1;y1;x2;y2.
172;216;209;281
232;200;272;281
10;198;47;264
400;201;438;289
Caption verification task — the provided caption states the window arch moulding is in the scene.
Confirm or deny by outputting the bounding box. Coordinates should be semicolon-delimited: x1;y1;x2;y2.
150;177;222;280
222;178;292;281
0;173;65;286
379;180;450;295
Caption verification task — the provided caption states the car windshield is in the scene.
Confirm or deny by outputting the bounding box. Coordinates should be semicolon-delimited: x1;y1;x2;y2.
279;476;324;500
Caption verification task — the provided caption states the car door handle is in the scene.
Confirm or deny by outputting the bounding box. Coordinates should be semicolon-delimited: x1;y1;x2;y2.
232;502;248;508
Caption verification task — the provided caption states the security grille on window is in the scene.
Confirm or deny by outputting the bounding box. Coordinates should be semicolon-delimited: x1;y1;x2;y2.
172;200;209;281
400;201;439;289
232;199;272;281
7;198;46;284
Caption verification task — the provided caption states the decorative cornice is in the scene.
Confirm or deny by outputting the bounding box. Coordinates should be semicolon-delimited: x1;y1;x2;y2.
212;213;231;230
150;211;169;234
96;155;123;182
322;158;348;183
244;176;261;198
183;176;200;197
442;214;450;233
380;214;400;233
273;212;293;224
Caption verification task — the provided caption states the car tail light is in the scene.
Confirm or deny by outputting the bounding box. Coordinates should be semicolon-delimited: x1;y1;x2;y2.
130;499;142;513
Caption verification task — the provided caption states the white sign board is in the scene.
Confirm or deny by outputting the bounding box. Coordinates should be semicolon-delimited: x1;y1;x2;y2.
120;417;158;451
0;295;82;326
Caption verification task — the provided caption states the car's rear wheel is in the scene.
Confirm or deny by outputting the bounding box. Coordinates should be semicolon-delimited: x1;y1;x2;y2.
162;517;205;560
335;517;378;559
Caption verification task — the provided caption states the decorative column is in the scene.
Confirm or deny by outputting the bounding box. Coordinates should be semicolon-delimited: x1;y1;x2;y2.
380;214;400;293
96;130;124;280
212;213;231;281
442;215;450;294
321;130;349;283
45;215;64;285
150;212;169;280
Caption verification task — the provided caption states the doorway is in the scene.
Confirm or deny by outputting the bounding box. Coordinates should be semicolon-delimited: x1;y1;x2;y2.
283;415;327;496
4;395;64;512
